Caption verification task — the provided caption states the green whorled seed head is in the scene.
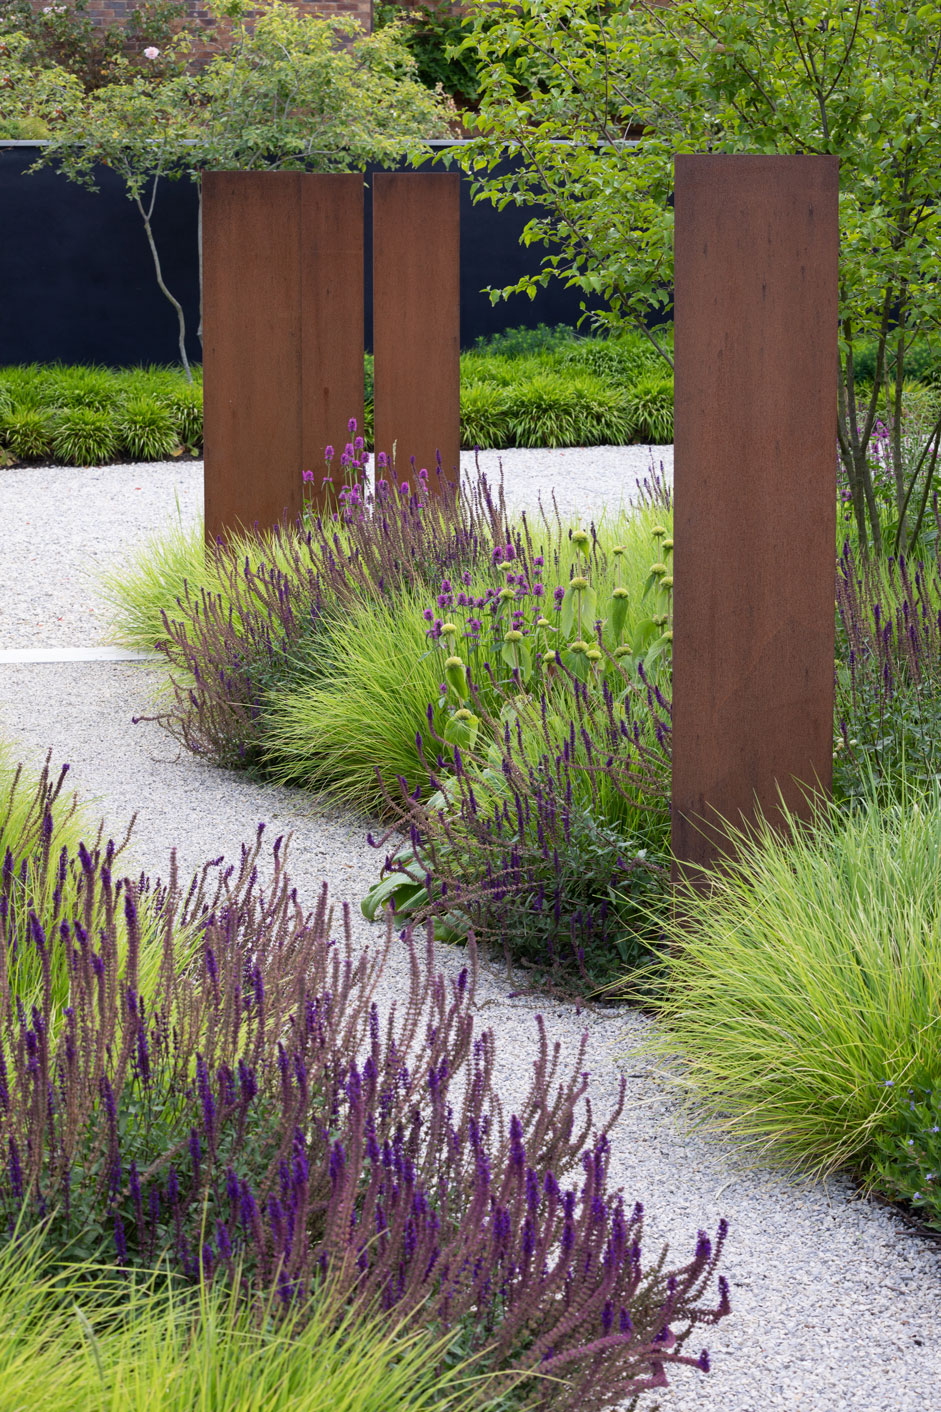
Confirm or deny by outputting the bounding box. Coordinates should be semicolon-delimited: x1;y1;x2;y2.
570;576;589;591
499;587;516;602
663;629;674;643
660;576;673;590
663;538;674;553
585;648;603;662
653;613;669;627
651;525;667;539
612;586;629;600
612;544;626;557
543;649;557;663
569;640;589;654
613;645;632;659
454;707;475;721
445;655;468;699
504;629;523;643
536;616;551;628
441;622;458;637
650;562;667;576
571;529;590;547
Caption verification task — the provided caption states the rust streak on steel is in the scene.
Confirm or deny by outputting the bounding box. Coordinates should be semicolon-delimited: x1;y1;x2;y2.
373;172;461;496
301;174;365;508
671;154;839;881
202;170;303;544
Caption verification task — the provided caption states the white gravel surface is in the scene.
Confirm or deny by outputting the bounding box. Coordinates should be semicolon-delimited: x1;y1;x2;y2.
1;447;939;1411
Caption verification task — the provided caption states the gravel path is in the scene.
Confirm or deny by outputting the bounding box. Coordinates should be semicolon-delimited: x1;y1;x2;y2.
1;448;939;1412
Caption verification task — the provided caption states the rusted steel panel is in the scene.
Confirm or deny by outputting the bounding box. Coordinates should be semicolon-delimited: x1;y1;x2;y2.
202;170;303;543
373;173;461;495
300;174;365;506
671;154;839;878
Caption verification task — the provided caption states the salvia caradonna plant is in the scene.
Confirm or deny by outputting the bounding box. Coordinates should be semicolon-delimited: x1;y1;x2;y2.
0;753;144;1016
366;657;673;989
147;433;513;772
0;814;729;1409
834;513;941;797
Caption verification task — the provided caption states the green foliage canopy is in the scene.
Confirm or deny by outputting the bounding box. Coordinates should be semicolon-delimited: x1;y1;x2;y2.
453;0;941;555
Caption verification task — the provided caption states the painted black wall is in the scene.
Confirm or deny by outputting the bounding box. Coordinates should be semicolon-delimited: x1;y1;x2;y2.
0;145;599;367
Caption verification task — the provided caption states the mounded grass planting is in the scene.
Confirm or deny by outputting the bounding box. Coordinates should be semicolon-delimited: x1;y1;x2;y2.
646;787;941;1189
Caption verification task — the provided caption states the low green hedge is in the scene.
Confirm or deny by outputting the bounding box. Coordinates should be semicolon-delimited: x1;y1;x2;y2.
0;363;202;467
2;329;676;467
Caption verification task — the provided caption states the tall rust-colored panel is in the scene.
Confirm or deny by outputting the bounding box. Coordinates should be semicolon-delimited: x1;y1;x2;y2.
671;155;839;877
373;173;460;494
203;171;302;542
300;174;365;505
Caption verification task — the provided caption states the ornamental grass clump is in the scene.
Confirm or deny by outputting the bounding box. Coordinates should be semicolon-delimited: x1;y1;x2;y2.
646;785;941;1181
0;801;730;1409
147;449;513;772
0;1225;496;1412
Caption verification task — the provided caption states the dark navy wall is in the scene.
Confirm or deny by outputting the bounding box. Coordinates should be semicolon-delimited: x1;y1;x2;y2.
0;145;598;366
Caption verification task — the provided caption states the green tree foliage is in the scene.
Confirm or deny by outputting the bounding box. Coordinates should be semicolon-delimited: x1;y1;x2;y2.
31;0;456;376
0;27;83;138
453;0;941;555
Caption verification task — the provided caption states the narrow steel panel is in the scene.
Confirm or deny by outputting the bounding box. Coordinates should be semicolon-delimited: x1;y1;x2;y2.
671;154;839;877
202;170;302;542
373;173;461;495
300;174;365;505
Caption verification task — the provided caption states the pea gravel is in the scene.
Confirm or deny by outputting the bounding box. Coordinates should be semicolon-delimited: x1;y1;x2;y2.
1;447;939;1411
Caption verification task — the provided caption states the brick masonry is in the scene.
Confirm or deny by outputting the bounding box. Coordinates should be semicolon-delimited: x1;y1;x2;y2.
26;2;374;40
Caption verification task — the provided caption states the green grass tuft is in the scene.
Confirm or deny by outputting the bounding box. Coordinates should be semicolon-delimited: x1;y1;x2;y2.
645;782;941;1177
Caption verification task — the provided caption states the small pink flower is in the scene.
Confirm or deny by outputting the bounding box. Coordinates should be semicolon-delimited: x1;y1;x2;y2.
302;469;314;483
143;46;160;60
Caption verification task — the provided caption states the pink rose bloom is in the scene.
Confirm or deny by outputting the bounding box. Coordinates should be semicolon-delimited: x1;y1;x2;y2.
143;46;160;60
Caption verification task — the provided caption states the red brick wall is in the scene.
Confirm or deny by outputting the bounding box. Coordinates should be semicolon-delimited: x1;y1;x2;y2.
26;2;373;39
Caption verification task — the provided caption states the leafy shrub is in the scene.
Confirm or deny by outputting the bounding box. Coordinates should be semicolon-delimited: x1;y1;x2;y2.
375;0;481;106
471;323;580;358
0;796;730;1407
871;1073;941;1233
117;396;180;460
853;338;941;388
647;786;941;1177
50;406;119;466
557;331;667;383
0;406;53;460
622;371;674;444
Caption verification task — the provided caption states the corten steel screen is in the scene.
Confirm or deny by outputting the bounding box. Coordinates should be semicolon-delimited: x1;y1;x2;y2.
202;171;365;542
671;154;839;875
372;173;461;495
